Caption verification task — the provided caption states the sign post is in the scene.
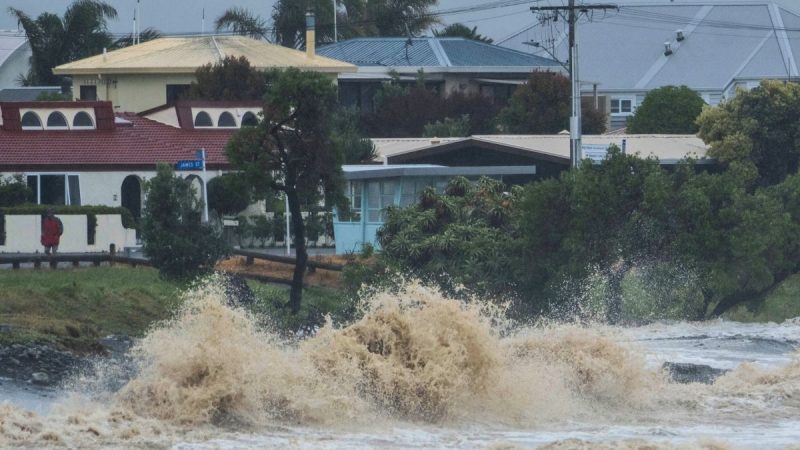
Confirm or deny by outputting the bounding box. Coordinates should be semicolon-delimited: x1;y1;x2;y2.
196;149;209;223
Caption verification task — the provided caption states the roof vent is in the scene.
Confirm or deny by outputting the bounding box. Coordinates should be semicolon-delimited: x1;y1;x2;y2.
676;29;685;42
664;42;673;56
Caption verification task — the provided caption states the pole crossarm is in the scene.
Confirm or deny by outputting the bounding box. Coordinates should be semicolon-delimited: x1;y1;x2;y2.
530;5;618;11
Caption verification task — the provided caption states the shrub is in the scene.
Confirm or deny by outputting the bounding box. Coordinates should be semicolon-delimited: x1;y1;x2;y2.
627;85;705;134
140;164;228;279
0;175;33;207
0;204;136;229
207;173;253;216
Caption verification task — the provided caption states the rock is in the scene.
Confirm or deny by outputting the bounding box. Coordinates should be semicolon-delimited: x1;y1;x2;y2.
0;324;14;334
97;335;134;356
663;362;729;384
31;372;50;385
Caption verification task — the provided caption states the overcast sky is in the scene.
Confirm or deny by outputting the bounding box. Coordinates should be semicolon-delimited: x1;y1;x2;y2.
3;1;799;49
0;0;539;43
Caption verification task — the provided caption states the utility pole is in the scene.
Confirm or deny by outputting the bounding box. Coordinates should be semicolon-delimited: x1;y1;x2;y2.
531;1;617;168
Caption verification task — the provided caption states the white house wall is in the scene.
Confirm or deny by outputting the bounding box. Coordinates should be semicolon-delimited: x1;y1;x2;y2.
0;214;136;253
0;41;31;91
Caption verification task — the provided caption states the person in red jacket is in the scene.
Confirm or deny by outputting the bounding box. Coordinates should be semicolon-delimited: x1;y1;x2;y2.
41;209;63;255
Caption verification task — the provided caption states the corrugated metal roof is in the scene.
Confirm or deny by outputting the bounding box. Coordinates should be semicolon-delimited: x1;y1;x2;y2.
318;37;560;68
53;35;356;75
372;135;709;163
503;1;800;91
0;87;61;102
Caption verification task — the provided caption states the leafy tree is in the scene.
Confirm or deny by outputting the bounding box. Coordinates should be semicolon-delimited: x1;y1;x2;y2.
378;177;519;297
215;7;269;39
35;91;71;101
0;175;33;207
140;164;228;280
10;0;117;86
497;72;607;134
188;56;268;101
433;23;493;43
627;85;705;134
225;68;345;312
207;173;254;216
423;115;471;137
697;80;800;186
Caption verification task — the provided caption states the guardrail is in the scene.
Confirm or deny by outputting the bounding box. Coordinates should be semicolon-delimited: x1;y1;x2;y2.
0;250;150;269
232;249;344;272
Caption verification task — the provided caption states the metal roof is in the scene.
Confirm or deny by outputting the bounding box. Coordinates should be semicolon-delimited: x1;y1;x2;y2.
503;1;800;91
53;35;356;75
0;87;61;102
372;135;711;165
318;37;561;69
342;164;537;180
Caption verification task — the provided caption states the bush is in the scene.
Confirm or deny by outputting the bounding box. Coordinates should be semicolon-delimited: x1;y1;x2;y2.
140;164;228;279
0;175;33;207
207;173;253;216
0;204;136;229
423;115;471;138
627;85;705;134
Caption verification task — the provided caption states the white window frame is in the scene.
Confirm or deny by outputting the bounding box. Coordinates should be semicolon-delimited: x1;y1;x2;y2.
610;97;636;116
25;173;81;206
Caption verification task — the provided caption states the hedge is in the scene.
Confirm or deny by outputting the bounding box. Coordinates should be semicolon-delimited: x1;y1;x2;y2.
0;204;137;229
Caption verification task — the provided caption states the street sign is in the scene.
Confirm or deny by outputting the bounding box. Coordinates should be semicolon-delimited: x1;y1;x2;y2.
175;160;203;170
581;144;612;163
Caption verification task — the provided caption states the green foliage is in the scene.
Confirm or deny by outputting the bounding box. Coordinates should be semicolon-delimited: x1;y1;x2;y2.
627;85;705;134
0;175;33;207
207;173;253;216
497;72;607;134
188;55;268;101
140;164;228;280
0;204;135;229
423;115;471;138
697;80;800;186
362;85;497;137
110;27;161;49
331;107;378;163
10;0;117;86
377;177;519;297
433;23;493;43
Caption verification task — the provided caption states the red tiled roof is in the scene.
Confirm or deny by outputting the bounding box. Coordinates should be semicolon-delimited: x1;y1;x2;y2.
0;113;236;170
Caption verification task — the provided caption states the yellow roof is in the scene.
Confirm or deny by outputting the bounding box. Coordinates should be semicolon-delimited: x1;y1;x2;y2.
53;35;356;75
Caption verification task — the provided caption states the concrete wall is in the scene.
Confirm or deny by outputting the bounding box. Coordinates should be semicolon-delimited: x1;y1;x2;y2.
71;73;196;113
0;214;136;253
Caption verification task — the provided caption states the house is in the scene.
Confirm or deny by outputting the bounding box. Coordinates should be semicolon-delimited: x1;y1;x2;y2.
0;101;241;220
334;164;536;254
332;134;711;253
0;32;30;90
51;35;356;113
317;37;565;110
504;1;800;129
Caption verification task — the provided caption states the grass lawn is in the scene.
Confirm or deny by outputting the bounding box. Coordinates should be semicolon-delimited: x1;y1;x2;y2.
0;267;183;351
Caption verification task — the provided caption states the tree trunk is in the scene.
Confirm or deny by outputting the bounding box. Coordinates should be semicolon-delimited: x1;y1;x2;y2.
286;189;307;314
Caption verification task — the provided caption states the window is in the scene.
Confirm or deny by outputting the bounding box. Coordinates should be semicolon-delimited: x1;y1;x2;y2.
25;174;81;205
72;111;94;128
21;112;42;129
341;181;362;222
79;85;97;101
610;98;634;116
46;112;68;129
241;112;258;126
194;111;213;127
218;111;236;127
165;84;190;103
400;179;433;207
367;180;396;223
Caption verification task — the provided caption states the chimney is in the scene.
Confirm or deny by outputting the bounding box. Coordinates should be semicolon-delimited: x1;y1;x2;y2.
664;41;673;56
306;10;315;58
676;29;685;42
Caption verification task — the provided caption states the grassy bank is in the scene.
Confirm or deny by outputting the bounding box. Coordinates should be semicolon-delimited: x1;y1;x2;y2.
0;267;352;351
0;267;183;351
